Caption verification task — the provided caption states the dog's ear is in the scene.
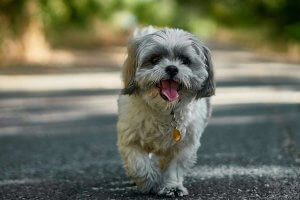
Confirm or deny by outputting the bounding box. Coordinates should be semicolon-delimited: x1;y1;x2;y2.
198;45;215;98
121;38;139;95
191;36;215;99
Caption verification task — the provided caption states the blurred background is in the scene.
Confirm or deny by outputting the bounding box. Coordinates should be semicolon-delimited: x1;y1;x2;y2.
1;0;300;62
1;0;300;199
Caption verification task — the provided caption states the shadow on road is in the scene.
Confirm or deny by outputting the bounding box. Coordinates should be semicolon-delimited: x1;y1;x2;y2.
217;77;300;90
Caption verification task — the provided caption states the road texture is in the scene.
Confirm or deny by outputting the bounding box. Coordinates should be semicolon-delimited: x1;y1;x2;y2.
0;44;300;199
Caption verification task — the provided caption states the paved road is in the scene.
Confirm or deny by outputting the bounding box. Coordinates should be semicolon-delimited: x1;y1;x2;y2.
0;45;300;199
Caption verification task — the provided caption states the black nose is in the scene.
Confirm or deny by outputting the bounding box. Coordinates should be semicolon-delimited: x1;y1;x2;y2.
165;65;178;77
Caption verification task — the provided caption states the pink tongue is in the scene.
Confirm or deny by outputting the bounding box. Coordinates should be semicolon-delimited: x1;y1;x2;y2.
161;80;179;102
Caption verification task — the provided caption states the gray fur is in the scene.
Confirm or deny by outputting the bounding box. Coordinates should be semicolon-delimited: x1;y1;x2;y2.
118;27;215;197
122;27;215;99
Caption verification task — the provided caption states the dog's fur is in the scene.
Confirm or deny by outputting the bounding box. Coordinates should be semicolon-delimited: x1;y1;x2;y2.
117;26;215;197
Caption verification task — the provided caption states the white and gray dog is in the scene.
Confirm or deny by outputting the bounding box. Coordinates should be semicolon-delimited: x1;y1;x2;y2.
117;26;215;197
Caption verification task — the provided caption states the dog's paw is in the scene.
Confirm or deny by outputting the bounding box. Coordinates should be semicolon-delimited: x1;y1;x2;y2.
158;185;188;197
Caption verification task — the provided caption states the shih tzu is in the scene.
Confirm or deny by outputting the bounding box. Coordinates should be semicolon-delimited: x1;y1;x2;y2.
117;26;215;197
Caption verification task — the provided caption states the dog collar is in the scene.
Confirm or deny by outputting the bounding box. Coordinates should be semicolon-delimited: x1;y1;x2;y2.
171;110;181;142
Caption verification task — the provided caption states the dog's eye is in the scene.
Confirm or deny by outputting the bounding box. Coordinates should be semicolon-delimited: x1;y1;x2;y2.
179;56;191;65
150;55;161;65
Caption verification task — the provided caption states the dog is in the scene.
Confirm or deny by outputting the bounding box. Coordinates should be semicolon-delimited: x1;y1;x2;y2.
117;26;215;197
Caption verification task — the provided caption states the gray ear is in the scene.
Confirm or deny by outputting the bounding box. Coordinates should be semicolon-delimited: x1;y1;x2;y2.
121;38;139;95
197;46;215;98
190;34;215;99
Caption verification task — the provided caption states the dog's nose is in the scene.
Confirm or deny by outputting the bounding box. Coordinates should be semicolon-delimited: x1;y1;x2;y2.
165;65;178;77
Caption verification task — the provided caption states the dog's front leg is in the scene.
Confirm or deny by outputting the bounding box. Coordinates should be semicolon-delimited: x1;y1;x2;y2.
118;145;161;193
159;144;199;197
158;159;188;197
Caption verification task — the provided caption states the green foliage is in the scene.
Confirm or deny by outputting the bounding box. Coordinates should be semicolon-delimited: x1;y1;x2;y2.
0;0;28;37
207;0;300;41
0;0;300;44
39;0;102;29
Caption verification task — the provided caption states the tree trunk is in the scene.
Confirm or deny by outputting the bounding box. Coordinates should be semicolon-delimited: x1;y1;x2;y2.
21;0;49;62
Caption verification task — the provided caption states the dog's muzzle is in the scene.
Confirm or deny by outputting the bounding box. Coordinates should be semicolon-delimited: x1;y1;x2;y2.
157;79;180;102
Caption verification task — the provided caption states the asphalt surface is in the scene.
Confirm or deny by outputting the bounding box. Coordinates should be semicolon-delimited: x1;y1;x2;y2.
0;45;300;199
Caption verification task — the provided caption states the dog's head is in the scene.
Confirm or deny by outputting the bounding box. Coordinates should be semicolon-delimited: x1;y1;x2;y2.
122;27;215;109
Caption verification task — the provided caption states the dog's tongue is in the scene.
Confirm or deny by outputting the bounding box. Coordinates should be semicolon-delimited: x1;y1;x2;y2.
161;80;179;102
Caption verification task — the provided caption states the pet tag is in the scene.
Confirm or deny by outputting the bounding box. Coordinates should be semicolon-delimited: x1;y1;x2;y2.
173;128;181;142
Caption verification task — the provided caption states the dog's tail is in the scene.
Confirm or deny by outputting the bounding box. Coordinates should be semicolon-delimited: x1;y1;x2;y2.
133;26;158;38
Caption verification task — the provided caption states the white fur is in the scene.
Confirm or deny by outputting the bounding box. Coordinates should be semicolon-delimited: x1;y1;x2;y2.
117;27;214;197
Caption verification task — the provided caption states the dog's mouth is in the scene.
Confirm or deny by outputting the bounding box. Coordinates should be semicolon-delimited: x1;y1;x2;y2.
156;79;182;102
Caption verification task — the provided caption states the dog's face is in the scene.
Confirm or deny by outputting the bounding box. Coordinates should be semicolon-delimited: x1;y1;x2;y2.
122;28;215;109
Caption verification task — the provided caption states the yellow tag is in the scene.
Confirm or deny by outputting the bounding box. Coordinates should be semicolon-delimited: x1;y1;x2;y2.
173;128;181;142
